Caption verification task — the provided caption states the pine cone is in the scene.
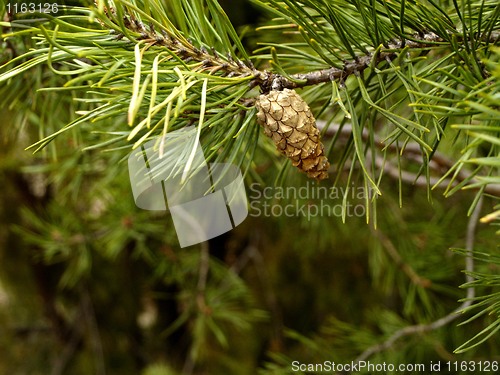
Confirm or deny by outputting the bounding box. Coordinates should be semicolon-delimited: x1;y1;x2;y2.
255;88;330;180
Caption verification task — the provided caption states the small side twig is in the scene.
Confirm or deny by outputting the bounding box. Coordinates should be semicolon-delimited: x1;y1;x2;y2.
50;299;86;375
1;8;19;60
349;196;484;368
371;228;432;288
82;288;106;375
181;239;210;375
170;207;211;375
247;233;284;351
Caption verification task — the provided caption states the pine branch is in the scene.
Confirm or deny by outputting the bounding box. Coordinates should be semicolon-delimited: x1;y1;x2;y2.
1;1;498;193
109;11;265;81
93;6;499;93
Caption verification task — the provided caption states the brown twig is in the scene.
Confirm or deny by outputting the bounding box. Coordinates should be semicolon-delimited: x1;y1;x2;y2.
277;33;443;90
349;196;484;368
317;121;500;197
267;30;499;90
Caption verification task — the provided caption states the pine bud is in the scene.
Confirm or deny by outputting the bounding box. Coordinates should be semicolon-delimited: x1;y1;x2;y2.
255;89;330;180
